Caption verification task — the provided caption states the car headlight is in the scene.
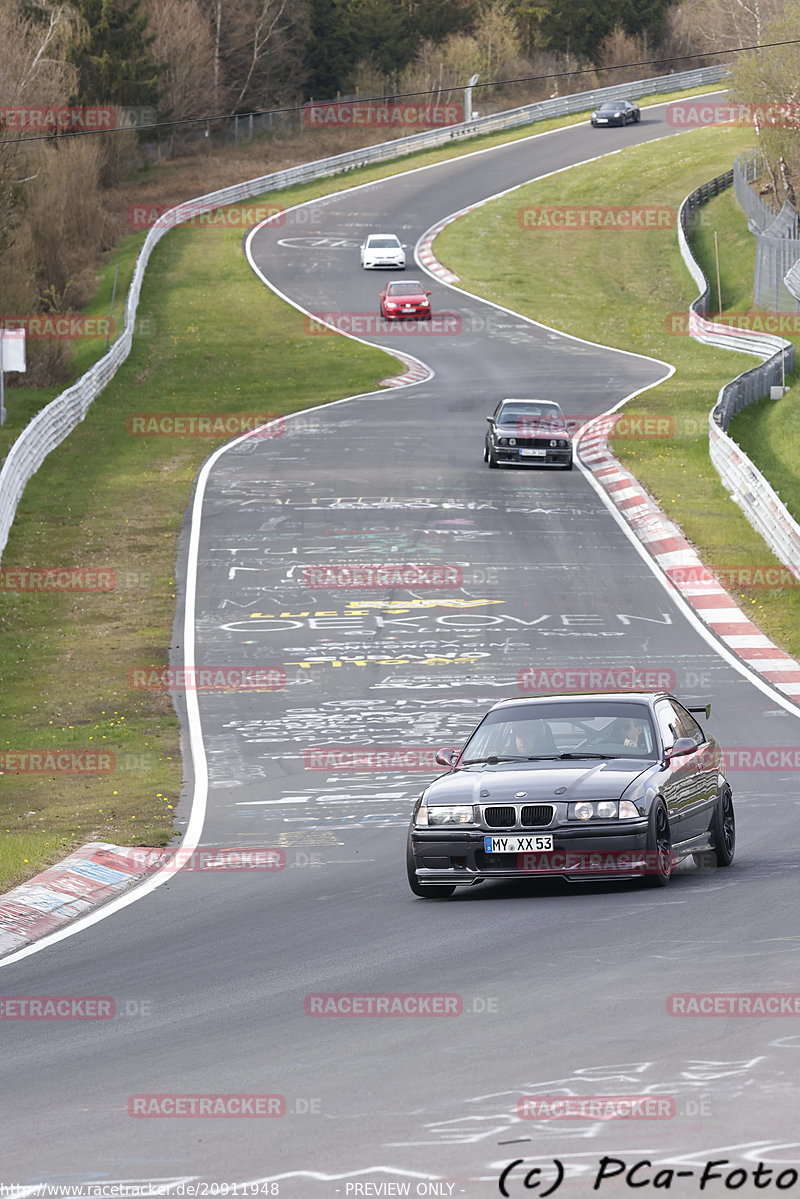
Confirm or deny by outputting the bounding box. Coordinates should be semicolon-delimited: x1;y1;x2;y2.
499;437;508;446
559;439;568;448
419;299;429;306
568;800;639;820
417;803;474;826
385;301;397;308
508;437;516;446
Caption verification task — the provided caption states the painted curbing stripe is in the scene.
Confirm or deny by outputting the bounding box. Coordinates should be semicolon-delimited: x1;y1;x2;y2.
696;608;752;622
0;843;166;957
748;660;800;672
721;634;775;648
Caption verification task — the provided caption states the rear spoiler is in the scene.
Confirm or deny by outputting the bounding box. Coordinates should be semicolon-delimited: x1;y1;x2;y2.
687;704;712;720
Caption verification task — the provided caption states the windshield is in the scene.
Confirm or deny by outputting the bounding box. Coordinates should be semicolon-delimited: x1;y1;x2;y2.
368;237;400;247
461;702;657;761
387;282;424;295
598;103;624;112
497;404;564;427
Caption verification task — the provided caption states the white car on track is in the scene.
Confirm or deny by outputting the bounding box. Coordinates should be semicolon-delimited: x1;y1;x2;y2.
360;233;406;270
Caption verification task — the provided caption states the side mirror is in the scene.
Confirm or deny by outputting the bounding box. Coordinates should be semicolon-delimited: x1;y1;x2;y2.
425;291;432;296
666;737;696;760
435;747;459;768
486;416;494;424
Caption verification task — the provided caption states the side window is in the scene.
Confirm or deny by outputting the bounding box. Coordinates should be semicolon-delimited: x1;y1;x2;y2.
655;702;678;749
670;702;704;745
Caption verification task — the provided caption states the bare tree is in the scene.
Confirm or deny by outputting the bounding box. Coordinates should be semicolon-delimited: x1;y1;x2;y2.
196;0;309;113
0;1;108;383
231;0;291;110
143;0;218;128
596;28;654;85
663;0;786;61
730;0;800;205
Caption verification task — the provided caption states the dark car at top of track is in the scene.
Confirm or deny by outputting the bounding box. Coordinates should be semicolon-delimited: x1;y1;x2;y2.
484;397;573;469
406;692;735;898
591;99;640;126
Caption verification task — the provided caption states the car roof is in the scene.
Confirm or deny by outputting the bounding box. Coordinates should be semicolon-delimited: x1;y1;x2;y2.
486;693;672;711
499;398;561;407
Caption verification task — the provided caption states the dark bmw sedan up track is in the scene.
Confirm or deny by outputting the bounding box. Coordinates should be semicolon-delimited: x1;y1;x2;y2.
406;692;736;898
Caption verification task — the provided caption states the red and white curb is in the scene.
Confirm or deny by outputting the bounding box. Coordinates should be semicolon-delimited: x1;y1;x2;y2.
379;352;432;388
578;418;800;702
417;216;464;284
0;842;167;957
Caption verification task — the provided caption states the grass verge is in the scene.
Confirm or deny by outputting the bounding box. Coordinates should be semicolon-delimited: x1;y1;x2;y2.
435;123;800;657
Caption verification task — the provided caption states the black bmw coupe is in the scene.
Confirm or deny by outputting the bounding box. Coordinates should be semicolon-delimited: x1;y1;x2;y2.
406;692;735;898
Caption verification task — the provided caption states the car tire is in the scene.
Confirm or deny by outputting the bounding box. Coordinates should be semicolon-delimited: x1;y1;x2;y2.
483;443;489;462
644;800;672;887
694;786;735;870
634;111;641;122
487;446;498;468
406;834;456;898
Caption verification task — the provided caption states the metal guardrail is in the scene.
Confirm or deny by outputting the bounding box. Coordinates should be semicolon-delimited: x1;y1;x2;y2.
0;63;728;560
678;174;800;570
733;150;800;312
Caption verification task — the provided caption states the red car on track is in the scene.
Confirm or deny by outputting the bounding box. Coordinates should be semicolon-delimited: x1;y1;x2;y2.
379;280;432;319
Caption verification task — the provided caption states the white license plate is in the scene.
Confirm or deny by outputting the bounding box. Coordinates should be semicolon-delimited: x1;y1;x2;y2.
484;834;554;853
596;118;608;123
520;448;546;457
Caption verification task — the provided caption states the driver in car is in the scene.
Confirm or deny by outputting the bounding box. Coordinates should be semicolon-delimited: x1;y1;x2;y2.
607;716;646;750
512;722;557;756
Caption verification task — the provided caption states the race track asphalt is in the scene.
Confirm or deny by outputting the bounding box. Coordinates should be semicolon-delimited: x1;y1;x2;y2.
2;99;799;1197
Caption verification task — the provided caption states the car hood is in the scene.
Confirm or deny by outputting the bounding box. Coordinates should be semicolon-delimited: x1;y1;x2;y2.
385;293;426;301
494;424;569;435
425;760;653;803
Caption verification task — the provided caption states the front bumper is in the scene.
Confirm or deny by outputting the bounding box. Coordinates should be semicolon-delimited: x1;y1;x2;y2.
493;445;572;467
410;823;650;885
383;307;431;319
364;259;406;268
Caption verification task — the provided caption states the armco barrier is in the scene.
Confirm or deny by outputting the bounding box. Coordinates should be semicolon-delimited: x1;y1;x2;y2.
678;175;800;570
0;64;727;560
733;149;800;312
